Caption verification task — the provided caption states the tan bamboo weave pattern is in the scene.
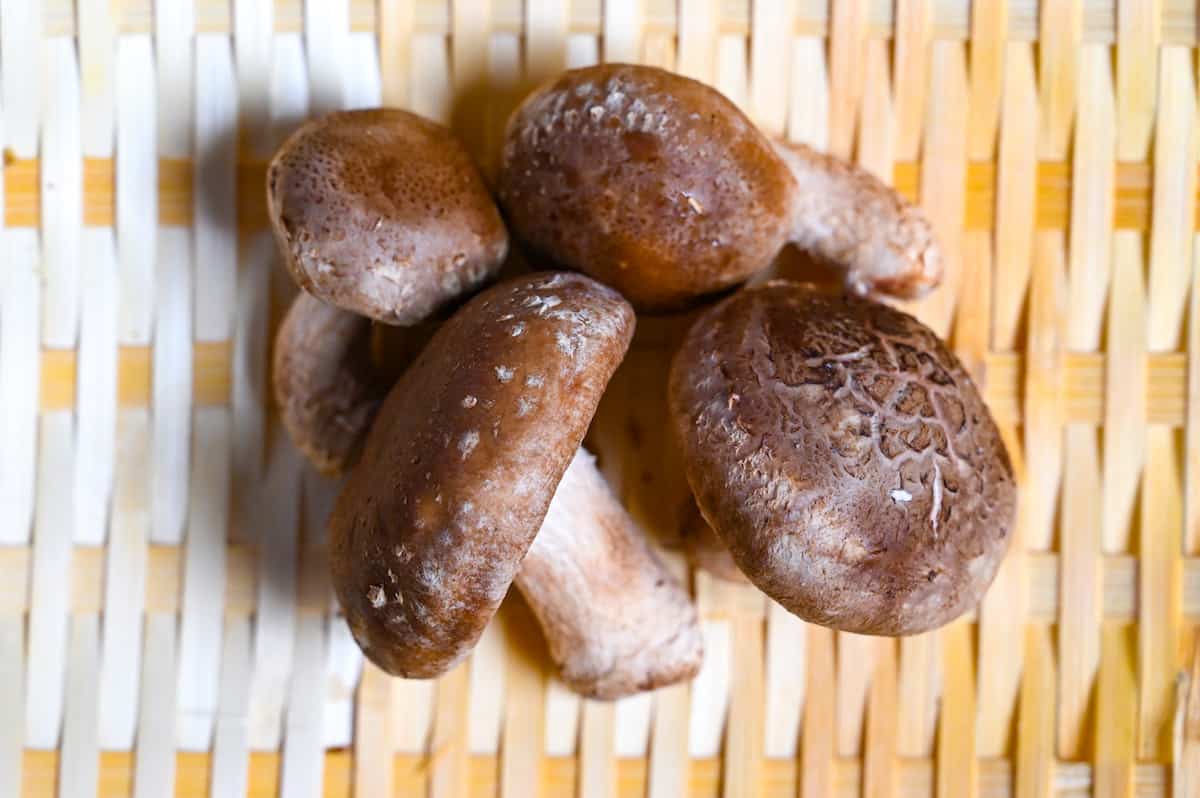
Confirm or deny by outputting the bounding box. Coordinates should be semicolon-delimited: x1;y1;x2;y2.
3;1;1200;797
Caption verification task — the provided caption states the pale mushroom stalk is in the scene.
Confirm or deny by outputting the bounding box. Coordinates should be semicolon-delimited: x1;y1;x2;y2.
518;448;702;699
771;140;942;301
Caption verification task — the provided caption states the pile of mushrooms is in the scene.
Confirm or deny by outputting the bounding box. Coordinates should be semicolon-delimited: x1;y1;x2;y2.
267;65;1016;697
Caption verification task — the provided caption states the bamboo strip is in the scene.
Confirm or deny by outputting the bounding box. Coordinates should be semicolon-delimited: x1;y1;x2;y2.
801;625;836;798
1015;625;1055;798
7;747;1187;798
861;639;897;798
132;613;178;797
1189;240;1200;556
579;700;616;798
97;410;150;750
353;664;395;798
40;38;83;350
976;424;1027;757
0;617;24;798
57;616;100;798
210;617;253;798
25;414;76;749
1116;0;1160;162
429;664;472;798
0;236;40;545
1036;0;1081;160
723;607;765;798
936;621;977;798
1094;624;1136;798
13;155;1200;232
991;41;1038;352
14;543;1200;621
826;0;866;158
965;0;1006;159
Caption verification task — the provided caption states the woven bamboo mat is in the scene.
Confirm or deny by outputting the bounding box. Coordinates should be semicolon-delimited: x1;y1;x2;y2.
3;0;1200;796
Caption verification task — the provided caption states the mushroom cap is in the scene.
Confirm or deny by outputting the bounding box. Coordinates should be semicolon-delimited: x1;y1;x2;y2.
267;109;509;326
668;281;1016;635
497;64;795;312
330;272;635;678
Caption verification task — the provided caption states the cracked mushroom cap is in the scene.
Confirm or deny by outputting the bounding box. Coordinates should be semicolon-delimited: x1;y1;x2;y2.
267;109;509;326
329;272;635;678
498;63;795;312
668;281;1016;635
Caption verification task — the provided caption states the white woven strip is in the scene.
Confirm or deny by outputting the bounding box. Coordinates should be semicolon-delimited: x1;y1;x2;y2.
133;613;178;797
323;618;362;748
0;0;43;156
41;38;83;349
750;0;790;137
410;33;452;124
230;232;271;546
763;602;806;758
345;31;382;109
0;616;24;796
280;614;328;798
716;35;749;113
786;37;829;149
601;0;640;63
305;0;349;114
25;412;76;749
98;409;150;749
466;620;505;755
150;227;193;545
565;33;599;67
248;426;302;751
234;0;275;157
155;0;194;159
116;34;157;347
176;407;231;750
543;678;580;756
194;33;238;344
392;678;434;753
77;0;115;156
270;34;310;145
210;617;252;798
686;618;731;758
58;615;101;797
613;691;653;757
0;235;41;544
73;228;118;546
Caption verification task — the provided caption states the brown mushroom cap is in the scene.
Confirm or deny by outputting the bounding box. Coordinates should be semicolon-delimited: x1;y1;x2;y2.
668;281;1015;635
267;109;509;326
497;64;795;312
330;272;635;678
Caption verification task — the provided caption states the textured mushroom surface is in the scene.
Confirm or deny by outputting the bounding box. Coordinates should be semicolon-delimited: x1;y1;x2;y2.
330;272;635;678
498;64;795;311
669;281;1015;635
267;109;508;325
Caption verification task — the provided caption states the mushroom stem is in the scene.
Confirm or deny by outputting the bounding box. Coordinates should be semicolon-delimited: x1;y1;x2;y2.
771;140;943;301
516;448;704;700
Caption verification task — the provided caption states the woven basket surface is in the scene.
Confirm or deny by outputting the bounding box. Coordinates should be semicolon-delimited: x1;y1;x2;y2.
3;0;1199;796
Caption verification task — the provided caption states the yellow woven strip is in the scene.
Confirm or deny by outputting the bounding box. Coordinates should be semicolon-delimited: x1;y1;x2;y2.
14;749;1175;797
31;0;1200;44
39;342;232;409
28;346;1187;425
3;157;1185;232
0;544;1197;624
